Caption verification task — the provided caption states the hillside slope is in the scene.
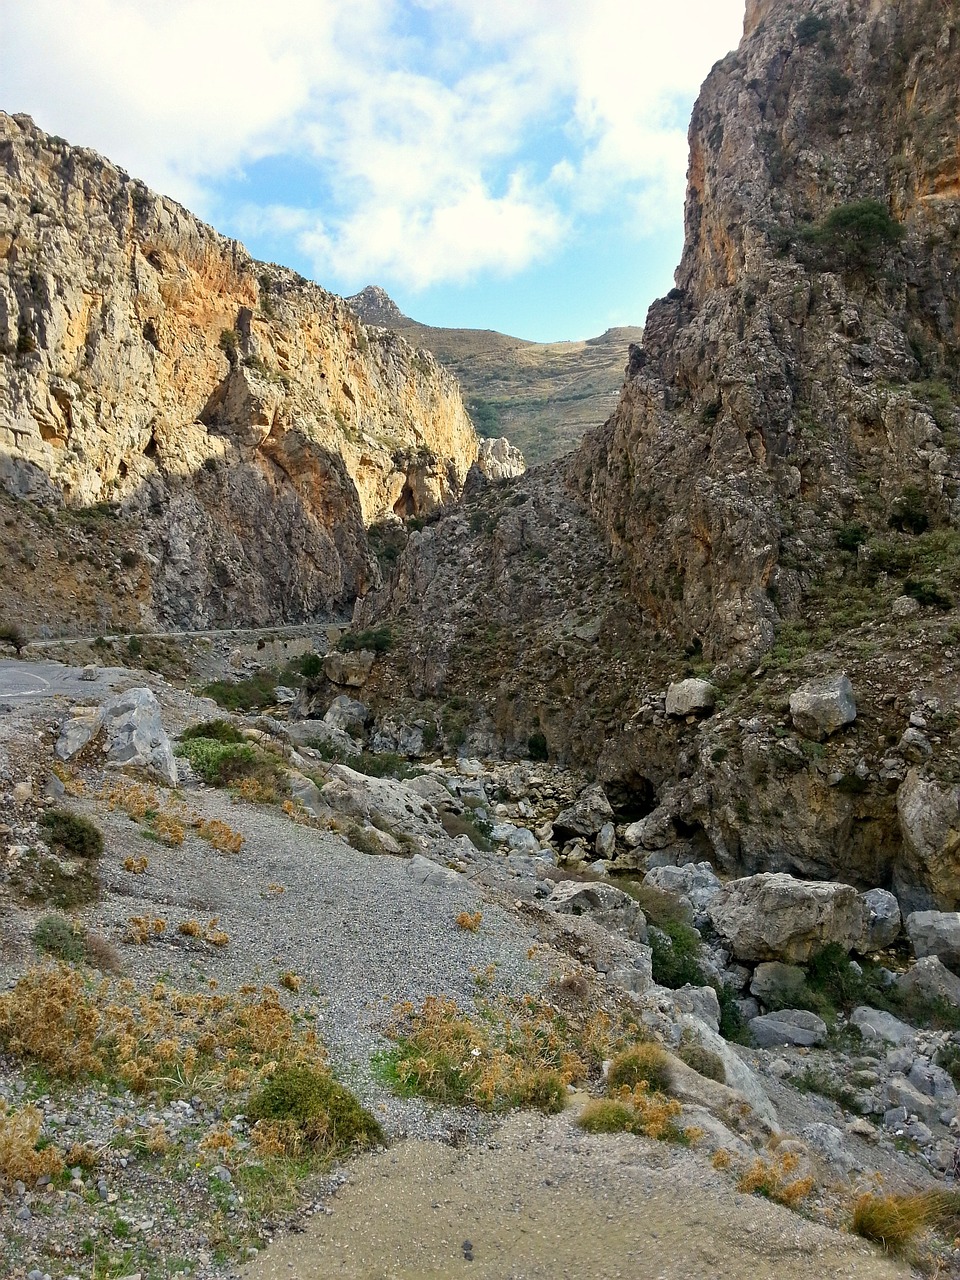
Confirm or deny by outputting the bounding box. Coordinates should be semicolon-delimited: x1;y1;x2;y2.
348;286;642;464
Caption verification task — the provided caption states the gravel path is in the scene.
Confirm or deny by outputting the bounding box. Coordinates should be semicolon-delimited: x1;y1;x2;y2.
241;1108;912;1280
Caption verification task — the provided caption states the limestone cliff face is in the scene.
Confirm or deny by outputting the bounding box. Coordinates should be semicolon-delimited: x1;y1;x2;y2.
575;0;960;661
0;113;479;626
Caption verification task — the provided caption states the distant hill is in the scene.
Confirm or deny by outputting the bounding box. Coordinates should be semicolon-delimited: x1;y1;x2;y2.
348;287;642;465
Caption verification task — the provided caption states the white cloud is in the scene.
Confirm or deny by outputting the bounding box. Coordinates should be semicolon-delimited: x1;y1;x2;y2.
4;0;745;287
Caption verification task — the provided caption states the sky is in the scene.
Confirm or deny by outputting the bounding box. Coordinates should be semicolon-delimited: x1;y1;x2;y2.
4;0;746;342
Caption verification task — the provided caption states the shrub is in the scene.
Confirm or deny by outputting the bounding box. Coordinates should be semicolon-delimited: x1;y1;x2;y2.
201;671;278;712
0;622;26;655
9;849;100;908
677;1040;726;1083
40;809;103;859
337;627;391;653
851;1191;940;1253
32;914;86;963
835;522;868;554
889;485;930;535
578;1099;636;1134
299;652;324;679
0;1103;65;1187
738;1153;815;1209
218;328;240;365
247;1064;383;1156
799;199;904;272
904;578;954;610
180;719;244;744
648;922;706;989
176;736;287;799
607;1044;672;1093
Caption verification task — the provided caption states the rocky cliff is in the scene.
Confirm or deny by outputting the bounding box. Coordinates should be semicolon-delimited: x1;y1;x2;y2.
575;0;960;663
0;113;482;627
350;0;960;911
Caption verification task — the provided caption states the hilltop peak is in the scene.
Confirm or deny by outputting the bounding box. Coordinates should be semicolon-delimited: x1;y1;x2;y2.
347;285;409;327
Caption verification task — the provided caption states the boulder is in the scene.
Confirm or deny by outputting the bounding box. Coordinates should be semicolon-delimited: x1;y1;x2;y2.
749;961;808;1008
748;1009;827;1048
789;673;856;741
905;910;960;971
707;873;865;963
322;695;370;735
320;764;449;853
406;854;467;889
621;805;675;851
884;1075;944;1128
55;705;104;761
100;688;178;786
857;888;901;951
404;773;463;814
546;881;648;943
895;770;960;911
287;718;360;756
665;679;716;718
595;822;617;860
674;1016;778;1127
907;1059;957;1105
643;862;722;927
668;984;721;1032
850;1006;915;1045
322;650;375;688
552;784;614;844
896;956;960;1009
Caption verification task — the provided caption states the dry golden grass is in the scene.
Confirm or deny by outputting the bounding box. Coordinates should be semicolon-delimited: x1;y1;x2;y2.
712;1148;733;1171
178;919;202;938
195;818;245;853
737;1152;816;1209
279;972;302;992
153;814;186;846
123;855;149;873
456;911;483;932
0;1100;66;1187
850;1189;959;1254
126;915;167;944
0;963;323;1097
385;992;615;1113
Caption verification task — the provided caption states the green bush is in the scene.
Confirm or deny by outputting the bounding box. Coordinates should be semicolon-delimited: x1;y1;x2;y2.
32;914;86;963
201;671;278;712
889;485;930;535
337;627;391;654
607;1044;672;1093
40;809;103;860
904;578;954;610
799;199;904;272
175;737;288;797
578;1099;637;1134
180;719;244;744
299;652;324;679
648;922;706;989
248;1064;383;1155
835;522;868;554
677;1040;726;1083
10;849;100;908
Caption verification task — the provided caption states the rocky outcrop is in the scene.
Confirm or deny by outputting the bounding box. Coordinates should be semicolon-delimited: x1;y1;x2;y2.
573;0;960;663
56;687;177;784
895;770;960;911
0;112;481;627
789;675;857;742
708;873;865;963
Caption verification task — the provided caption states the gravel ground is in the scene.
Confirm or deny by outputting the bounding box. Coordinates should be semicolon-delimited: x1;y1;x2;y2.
0;660;947;1279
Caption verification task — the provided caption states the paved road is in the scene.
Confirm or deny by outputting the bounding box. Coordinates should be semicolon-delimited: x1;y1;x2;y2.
0;659;129;703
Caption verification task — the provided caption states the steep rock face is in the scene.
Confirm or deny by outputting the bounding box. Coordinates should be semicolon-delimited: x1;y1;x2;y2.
0;113;479;625
574;0;960;662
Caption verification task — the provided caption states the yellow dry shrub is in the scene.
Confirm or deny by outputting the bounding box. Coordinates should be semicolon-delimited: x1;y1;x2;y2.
199;1124;236;1158
205;918;230;947
0;963;324;1100
196;819;244;853
279;972;301;992
738;1152;816;1209
617;1083;683;1141
123;855;149;873
126;915;167;944
143;1123;170;1155
0;1101;65;1186
153;814;185;846
456;911;483;932
52;763;86;797
178;919;202;938
712;1148;733;1171
100;780;158;821
851;1190;946;1254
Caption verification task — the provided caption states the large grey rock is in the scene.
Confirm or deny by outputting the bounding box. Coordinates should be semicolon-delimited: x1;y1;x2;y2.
55;705;104;761
551;784;614;844
857;888;902;951
595;821;617;860
320;764;449;853
749;1009;827;1048
287;718;360;756
905;910;960;971
546;881;647;943
476;436;525;481
406;854;467;889
850;1006;915;1046
907;1059;957;1105
665;679;716;718
621;805;675;851
707;873;865;963
789;673;857;741
404;773;463;814
668;984;721;1033
895;770;960;912
100;688;178;786
674;1015;778;1128
884;1074;944;1127
749;961;807;1008
643;862;722;927
896;956;960;1009
322;695;369;735
800;1123;860;1174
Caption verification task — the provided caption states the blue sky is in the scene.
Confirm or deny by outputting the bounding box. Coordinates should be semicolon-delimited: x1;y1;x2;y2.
5;0;746;341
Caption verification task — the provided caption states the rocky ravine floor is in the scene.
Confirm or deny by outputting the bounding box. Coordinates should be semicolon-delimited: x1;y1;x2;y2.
0;656;955;1279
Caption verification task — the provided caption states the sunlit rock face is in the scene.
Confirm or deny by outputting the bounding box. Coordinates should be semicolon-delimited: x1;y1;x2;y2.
0;111;480;625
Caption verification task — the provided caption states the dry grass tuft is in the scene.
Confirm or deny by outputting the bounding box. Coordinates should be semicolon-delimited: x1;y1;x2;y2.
178;919;202;938
123;855;149;873
850;1190;955;1254
607;1043;671;1094
0;1101;65;1186
456;911;483;932
195;818;245;853
279;972;302;992
153;814;185;846
737;1153;816;1209
126;915;167;944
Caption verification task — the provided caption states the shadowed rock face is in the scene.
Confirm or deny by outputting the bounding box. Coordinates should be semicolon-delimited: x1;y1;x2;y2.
573;0;960;663
0;112;481;625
